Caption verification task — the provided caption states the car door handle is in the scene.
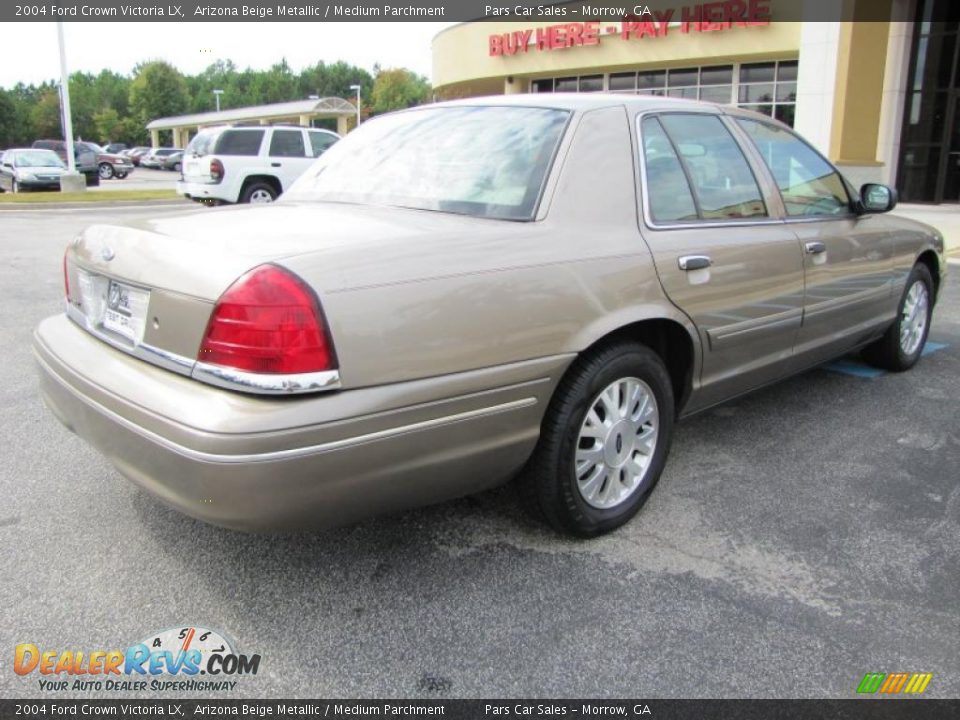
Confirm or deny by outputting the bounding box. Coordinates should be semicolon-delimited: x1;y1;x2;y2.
271;162;281;167
805;241;827;255
678;255;712;271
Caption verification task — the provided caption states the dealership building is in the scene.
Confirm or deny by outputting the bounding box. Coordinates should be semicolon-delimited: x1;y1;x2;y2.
432;0;958;204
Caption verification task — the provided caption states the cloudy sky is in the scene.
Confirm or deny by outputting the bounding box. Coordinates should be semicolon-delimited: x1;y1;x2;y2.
1;22;456;88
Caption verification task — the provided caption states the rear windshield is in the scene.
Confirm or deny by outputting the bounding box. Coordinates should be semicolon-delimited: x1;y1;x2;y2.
284;106;570;221
186;132;215;156
214;130;265;156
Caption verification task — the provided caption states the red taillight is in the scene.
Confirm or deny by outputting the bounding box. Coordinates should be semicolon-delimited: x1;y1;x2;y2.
63;249;70;301
199;265;335;375
210;158;224;183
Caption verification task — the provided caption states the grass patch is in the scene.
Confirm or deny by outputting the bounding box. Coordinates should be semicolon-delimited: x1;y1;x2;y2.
0;189;181;204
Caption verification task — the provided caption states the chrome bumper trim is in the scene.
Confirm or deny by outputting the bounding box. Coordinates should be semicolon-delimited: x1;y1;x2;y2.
37;347;535;465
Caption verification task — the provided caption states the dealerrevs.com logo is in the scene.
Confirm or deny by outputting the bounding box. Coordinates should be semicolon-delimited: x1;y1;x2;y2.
14;626;261;692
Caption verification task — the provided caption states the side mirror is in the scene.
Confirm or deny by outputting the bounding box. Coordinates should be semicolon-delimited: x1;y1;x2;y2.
858;183;897;214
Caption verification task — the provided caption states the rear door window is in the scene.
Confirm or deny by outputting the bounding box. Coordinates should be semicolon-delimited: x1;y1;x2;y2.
214;130;265;156
657;114;768;220
269;130;307;158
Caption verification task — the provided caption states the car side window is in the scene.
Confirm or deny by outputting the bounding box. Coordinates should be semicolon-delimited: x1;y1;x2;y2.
309;131;337;158
215;130;265;156
640;117;698;222
735;118;851;217
269;130;306;158
657;114;768;220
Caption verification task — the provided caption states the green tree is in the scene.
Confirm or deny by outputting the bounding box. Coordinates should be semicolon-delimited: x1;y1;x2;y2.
371;68;431;114
30;88;63;139
128;60;189;127
94;107;123;143
0;89;16;147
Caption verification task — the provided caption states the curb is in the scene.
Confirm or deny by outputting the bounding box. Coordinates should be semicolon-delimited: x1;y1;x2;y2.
0;199;192;211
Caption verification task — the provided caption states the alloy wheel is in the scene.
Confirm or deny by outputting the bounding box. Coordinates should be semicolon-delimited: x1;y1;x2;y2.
575;377;659;510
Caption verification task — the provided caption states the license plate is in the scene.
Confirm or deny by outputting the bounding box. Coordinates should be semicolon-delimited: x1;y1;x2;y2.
77;270;150;345
102;280;149;343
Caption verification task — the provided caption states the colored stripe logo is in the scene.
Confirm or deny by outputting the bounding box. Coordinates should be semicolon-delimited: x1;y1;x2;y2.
857;672;932;695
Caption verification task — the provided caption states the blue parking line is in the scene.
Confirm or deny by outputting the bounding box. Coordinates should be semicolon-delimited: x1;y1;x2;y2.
823;341;949;378
823;360;886;378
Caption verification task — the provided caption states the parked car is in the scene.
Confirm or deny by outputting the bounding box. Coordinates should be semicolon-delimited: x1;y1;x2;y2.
31;139;99;186
77;141;135;180
0;148;67;192
178;125;339;205
140;148;182;169
103;143;128;154
36;96;947;536
124;147;151;166
161;151;183;172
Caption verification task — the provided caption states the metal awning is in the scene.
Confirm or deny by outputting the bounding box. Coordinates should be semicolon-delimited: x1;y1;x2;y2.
147;97;357;130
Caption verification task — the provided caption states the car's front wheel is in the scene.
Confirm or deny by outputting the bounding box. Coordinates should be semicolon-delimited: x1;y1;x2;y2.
520;342;675;537
98;163;114;180
863;263;934;371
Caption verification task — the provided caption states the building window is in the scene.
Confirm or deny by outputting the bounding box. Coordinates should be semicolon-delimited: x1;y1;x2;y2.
529;60;797;127
737;60;798;127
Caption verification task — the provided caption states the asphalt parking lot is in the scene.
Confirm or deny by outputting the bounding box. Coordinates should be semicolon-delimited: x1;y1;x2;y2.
91;166;180;192
0;203;958;700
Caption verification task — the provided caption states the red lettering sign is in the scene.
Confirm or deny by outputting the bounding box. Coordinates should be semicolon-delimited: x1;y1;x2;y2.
487;1;770;57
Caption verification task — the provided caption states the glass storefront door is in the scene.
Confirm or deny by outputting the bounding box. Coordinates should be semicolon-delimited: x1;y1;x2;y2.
897;0;960;203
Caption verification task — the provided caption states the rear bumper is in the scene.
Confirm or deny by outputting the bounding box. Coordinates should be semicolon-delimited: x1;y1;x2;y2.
177;180;232;203
34;314;562;531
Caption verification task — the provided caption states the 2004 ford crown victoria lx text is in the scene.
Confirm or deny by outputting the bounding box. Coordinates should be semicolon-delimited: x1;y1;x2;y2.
34;95;947;537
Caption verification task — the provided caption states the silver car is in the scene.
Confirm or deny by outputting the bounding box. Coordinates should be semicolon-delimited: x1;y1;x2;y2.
34;95;947;536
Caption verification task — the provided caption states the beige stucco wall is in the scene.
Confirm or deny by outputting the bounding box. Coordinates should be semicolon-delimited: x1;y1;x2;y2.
433;19;802;95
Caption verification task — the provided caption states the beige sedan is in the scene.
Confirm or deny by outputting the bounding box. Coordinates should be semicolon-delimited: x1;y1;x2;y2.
34;95;947;536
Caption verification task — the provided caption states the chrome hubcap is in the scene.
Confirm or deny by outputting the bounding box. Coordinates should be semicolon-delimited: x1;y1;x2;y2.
249;189;274;203
575;377;659;510
899;280;929;356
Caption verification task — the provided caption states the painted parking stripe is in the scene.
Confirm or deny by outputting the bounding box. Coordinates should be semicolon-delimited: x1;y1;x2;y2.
823;342;949;378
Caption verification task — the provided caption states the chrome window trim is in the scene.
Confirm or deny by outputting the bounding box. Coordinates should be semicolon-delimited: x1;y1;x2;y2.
635;110;781;231
635;110;860;231
65;301;342;396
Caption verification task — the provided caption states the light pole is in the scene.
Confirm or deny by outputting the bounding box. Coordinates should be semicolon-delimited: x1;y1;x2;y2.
349;84;361;129
213;89;224;112
56;22;83;192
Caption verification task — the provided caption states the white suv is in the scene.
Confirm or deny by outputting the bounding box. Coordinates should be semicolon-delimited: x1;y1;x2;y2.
177;125;339;205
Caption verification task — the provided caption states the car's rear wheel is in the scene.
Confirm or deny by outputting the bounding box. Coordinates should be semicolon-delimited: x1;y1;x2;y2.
241;182;277;204
98;163;114;180
519;342;675;537
862;263;934;372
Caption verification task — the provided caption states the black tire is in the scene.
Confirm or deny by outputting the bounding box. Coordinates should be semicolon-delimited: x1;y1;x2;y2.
240;181;277;204
862;263;934;372
116;172;127;180
519;342;675;537
98;162;114;180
